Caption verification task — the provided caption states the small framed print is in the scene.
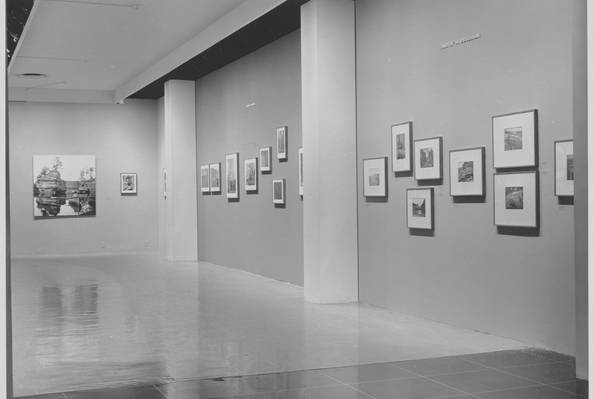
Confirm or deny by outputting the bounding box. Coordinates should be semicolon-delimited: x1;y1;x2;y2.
406;188;434;230
200;165;210;193
226;153;239;199
120;173;137;195
492;109;538;169
449;147;485;197
414;137;442;181
259;146;272;173
363;157;388;198
244;158;258;193
277;126;287;160
391;122;413;173
272;179;285;205
554;139;574;197
209;163;221;193
298;147;304;196
494;171;539;228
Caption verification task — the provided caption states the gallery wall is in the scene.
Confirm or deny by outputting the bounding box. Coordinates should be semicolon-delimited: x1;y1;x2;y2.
356;0;578;355
9;100;159;257
195;31;303;285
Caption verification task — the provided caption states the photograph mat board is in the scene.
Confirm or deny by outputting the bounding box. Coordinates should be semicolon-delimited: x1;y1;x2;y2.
363;157;387;197
200;165;210;192
493;110;537;168
245;158;258;192
277;127;287;160
120;173;137;194
494;171;538;227
272;179;285;204
407;188;433;230
449;147;485;196
555;140;574;196
414;137;442;180
209;163;221;192
391;122;412;172
260;146;271;172
226;153;239;198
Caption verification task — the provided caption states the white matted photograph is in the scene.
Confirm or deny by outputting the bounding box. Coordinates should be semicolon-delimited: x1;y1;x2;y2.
259;146;272;173
391;121;413;173
272;178;285;205
200;165;210;193
494;171;539;228
414;137;442;181
209;163;221;193
244;158;258;193
226;153;239;199
298;147;303;196
363;157;387;198
120;173;137;195
449;147;485;197
276;126;287;160
492;109;537;168
555;139;574;197
406;188;434;230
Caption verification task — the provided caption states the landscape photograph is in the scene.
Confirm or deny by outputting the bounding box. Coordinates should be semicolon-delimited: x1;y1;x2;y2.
504;127;523;151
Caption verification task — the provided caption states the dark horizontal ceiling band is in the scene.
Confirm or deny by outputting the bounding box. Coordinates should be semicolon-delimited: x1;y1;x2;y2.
128;0;308;99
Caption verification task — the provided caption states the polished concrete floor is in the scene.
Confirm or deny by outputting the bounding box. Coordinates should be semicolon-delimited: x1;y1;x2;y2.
12;255;530;396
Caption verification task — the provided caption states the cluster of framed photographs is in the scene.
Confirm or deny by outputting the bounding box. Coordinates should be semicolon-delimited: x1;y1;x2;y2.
363;108;574;233
200;126;303;206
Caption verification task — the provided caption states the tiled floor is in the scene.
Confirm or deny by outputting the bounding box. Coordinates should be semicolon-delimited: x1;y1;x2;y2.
18;349;586;398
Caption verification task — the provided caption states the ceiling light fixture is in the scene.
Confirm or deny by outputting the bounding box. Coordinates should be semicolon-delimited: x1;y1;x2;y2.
42;0;141;10
16;72;48;79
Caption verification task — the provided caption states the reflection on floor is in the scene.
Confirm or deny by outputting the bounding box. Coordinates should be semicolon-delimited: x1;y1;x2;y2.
12;255;529;396
18;349;586;398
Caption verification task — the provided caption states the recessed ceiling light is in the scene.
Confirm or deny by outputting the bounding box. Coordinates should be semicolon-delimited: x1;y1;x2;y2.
16;73;48;79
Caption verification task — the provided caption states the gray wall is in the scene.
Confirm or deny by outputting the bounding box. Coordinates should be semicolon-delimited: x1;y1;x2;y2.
196;31;303;285
9;100;159;257
356;0;578;354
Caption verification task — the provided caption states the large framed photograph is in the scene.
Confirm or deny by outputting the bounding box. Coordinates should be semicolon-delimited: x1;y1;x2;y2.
414;137;442;181
244;158;258;193
209;163;221;193
272;178;285;205
391;121;412;173
120;173;137;195
259;146;272;173
277;126;287;160
449;147;485;197
363;157;388;198
200;165;210;193
33;155;96;218
492;109;538;169
494;171;539;228
298;147;304;196
226;153;239;199
406;188;434;230
554;139;574;197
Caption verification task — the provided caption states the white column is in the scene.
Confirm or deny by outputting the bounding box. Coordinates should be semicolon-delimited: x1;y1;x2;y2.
301;0;358;303
163;80;198;261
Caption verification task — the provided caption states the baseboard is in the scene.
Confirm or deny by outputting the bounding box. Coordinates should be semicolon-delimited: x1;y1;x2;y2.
11;250;159;260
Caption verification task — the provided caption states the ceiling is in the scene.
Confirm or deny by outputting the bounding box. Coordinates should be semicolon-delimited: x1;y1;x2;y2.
8;0;305;102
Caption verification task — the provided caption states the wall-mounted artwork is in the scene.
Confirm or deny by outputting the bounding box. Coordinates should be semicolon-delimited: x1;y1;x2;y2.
494;171;539;228
363;157;388;198
391;121;413;173
226;153;239;199
414;137;442;181
273;179;285;205
33;155;96;218
554;139;574;197
200;165;210;193
120;173;137;195
492;109;538;168
277;126;287;160
244;158;258;193
259;146;272;173
209;163;221;193
406;188;434;230
449;147;485;197
298;147;304;196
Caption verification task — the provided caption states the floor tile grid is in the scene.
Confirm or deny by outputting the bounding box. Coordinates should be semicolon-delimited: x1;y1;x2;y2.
320;371;393;399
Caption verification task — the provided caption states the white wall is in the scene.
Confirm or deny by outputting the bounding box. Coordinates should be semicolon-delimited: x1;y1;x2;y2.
9;100;159;257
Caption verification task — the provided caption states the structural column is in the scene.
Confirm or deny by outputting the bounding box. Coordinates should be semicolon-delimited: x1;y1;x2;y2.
301;0;358;303
162;80;198;261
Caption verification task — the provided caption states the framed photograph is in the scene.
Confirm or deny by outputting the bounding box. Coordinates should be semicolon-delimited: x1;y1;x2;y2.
277;126;287;160
226;153;239;199
406;188;434;230
244;158;258;193
272;179;285;205
554;139;574;197
363;157;388;198
33;155;96;218
449;147;485;197
259;146;272;173
391;121;413;173
494;171;539;228
200;165;210;193
120;173;137;195
414;137;443;180
492;109;538;168
209;163;221;193
298;147;304;196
